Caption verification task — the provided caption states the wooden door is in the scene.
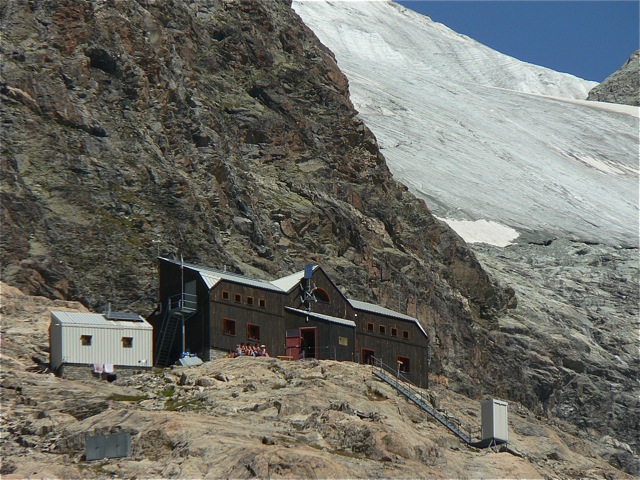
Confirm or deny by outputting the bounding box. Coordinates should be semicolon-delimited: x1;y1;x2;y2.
285;329;300;359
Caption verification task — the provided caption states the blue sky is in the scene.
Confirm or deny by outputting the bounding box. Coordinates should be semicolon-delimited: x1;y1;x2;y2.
396;1;640;82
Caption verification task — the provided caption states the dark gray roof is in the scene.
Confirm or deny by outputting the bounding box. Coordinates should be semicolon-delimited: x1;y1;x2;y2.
161;258;319;294
160;258;284;292
349;299;427;338
285;307;356;328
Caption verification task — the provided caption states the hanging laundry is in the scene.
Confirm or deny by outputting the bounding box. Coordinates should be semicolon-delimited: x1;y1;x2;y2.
104;364;114;373
94;363;104;373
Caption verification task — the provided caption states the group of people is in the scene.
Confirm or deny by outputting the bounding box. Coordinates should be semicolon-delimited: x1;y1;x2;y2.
228;343;269;358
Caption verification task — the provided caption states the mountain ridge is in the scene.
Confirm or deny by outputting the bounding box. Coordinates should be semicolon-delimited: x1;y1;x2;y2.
588;49;640;106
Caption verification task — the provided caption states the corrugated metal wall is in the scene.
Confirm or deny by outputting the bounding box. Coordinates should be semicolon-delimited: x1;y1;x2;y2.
60;325;153;367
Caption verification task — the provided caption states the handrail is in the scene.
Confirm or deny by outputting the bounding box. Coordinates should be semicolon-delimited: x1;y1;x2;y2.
371;356;430;412
370;356;476;444
154;298;173;360
168;292;197;312
371;356;412;384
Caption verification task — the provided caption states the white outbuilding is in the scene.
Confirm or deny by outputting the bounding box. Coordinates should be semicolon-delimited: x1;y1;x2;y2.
49;310;153;372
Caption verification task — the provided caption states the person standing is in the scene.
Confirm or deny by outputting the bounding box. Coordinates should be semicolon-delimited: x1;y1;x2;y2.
299;336;305;359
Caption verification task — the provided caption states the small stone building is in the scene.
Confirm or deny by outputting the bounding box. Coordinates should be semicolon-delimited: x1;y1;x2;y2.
153;259;429;385
49;311;153;373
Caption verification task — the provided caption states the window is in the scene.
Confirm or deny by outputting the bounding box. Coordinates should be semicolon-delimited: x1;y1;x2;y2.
258;298;266;309
391;328;398;337
315;288;330;303
397;356;411;373
234;293;242;303
247;324;260;342
122;337;133;348
246;296;254;306
222;290;230;301
222;319;236;336
402;330;409;340
81;335;92;346
367;323;374;333
379;325;386;335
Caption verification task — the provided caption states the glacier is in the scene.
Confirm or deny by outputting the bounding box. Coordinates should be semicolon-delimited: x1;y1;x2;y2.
293;0;639;248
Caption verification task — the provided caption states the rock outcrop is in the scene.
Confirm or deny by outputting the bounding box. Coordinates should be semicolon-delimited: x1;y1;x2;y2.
1;0;508;344
472;240;639;474
588;50;640;106
0;285;632;479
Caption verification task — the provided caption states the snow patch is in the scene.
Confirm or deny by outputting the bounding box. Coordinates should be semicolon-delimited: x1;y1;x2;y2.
438;218;520;247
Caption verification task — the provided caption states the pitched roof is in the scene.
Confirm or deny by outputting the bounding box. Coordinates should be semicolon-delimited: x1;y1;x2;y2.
285;307;356;327
161;258;319;294
50;311;152;329
199;272;222;290
270;265;318;293
349;299;428;338
160;258;284;292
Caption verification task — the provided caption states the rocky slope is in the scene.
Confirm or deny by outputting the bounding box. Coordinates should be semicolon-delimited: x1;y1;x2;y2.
1;284;633;479
1;0;508;340
0;0;516;447
588;50;640;106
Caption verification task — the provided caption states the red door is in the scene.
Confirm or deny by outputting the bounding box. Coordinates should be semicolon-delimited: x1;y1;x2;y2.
286;329;300;359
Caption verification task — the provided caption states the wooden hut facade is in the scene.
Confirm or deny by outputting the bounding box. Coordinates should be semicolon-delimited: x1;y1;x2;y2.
152;258;429;384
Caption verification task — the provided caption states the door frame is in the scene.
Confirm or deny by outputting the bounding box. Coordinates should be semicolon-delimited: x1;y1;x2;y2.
300;327;317;359
361;348;375;365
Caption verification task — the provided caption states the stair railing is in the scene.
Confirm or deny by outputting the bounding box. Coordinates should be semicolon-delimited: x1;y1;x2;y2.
154;298;173;362
371;356;430;410
168;292;197;313
370;356;476;444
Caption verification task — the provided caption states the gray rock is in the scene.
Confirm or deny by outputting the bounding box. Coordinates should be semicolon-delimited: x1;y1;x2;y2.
213;372;230;382
588;50;640;106
195;377;216;387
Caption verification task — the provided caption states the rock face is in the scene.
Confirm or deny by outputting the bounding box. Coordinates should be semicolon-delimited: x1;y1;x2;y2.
588;50;640;106
472;240;639;474
0;1;519;449
0;1;507;331
0;285;633;479
290;2;639;475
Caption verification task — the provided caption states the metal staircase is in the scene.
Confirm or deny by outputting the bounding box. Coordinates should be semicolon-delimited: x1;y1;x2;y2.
154;293;197;367
371;357;477;445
